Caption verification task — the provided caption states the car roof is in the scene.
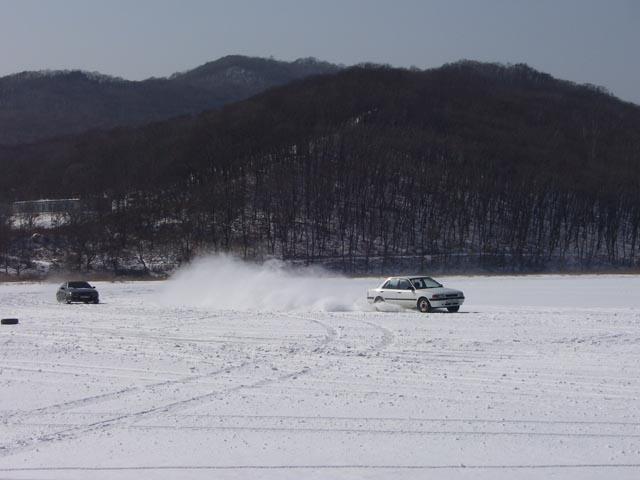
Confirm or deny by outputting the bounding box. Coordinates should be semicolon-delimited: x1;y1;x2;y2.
385;276;430;280
383;276;411;282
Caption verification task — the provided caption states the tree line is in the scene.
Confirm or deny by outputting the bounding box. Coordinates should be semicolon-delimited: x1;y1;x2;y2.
1;61;639;275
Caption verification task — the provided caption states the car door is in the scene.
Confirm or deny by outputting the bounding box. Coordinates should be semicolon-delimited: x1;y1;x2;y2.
380;278;400;304
395;278;416;306
380;278;410;306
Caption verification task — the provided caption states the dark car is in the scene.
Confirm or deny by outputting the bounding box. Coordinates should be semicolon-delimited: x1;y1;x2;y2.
56;281;100;304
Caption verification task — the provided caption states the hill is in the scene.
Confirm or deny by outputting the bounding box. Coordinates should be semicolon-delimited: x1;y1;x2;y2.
0;55;341;145
1;61;640;274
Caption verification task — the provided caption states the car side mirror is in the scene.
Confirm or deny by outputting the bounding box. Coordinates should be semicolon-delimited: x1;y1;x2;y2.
91;286;95;289
60;287;66;290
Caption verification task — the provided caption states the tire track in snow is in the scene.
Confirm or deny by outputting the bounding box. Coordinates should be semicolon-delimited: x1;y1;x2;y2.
1;463;640;472
14;412;640;427
290;313;395;355
11;419;640;439
0;312;342;458
99;425;640;439
1;313;395;459
1;313;338;424
361;319;395;351
0;362;330;458
0;360;252;425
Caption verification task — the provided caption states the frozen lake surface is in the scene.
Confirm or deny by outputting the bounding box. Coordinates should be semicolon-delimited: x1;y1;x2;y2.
1;271;640;479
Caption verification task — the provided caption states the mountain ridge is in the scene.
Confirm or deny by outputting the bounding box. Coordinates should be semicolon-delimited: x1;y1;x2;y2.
0;55;342;145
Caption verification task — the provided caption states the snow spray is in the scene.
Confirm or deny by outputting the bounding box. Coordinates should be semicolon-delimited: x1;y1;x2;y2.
160;254;380;312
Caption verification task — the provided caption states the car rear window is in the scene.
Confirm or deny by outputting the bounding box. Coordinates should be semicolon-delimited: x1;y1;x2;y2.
382;279;399;289
68;282;92;288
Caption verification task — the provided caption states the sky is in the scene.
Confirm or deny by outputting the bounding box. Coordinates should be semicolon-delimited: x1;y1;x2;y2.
0;0;638;104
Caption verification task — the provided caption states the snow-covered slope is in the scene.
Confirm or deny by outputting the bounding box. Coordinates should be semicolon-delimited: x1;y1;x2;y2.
1;272;639;479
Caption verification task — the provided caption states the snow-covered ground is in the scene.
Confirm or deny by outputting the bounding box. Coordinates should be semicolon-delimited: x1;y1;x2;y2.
1;263;640;479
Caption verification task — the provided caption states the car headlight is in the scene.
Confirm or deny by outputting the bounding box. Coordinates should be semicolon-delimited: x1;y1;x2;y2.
431;294;445;299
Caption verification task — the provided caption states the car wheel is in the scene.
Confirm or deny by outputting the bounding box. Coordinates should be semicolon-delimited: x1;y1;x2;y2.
93;299;99;304
447;306;460;313
374;297;384;304
418;297;431;313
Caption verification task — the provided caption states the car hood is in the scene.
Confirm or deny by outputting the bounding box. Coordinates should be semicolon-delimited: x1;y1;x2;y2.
426;287;463;296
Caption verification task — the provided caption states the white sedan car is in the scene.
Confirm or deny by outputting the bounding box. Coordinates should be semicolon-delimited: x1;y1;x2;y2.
367;276;465;313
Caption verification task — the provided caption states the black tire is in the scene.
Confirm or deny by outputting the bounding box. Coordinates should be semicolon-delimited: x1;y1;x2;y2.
417;297;431;313
374;297;384;304
92;299;99;304
1;318;19;325
447;306;460;313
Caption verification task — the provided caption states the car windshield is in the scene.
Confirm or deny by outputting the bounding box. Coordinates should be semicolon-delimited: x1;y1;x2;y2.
68;281;92;289
410;277;442;289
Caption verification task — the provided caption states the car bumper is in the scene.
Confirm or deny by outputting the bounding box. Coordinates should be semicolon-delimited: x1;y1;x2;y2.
69;294;99;302
430;297;465;308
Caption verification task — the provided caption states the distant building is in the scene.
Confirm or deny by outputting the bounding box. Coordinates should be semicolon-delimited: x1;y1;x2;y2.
10;198;109;229
11;198;108;215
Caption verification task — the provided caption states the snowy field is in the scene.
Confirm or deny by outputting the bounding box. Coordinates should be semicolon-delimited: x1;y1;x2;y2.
1;260;640;479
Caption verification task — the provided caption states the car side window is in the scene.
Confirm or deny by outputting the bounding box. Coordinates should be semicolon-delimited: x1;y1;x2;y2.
382;279;399;289
398;279;412;290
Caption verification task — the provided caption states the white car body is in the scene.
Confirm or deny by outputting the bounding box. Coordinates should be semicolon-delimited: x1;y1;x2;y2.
367;276;465;312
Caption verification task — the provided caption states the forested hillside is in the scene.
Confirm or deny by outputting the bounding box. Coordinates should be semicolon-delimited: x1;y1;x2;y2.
1;61;640;275
0;56;340;145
